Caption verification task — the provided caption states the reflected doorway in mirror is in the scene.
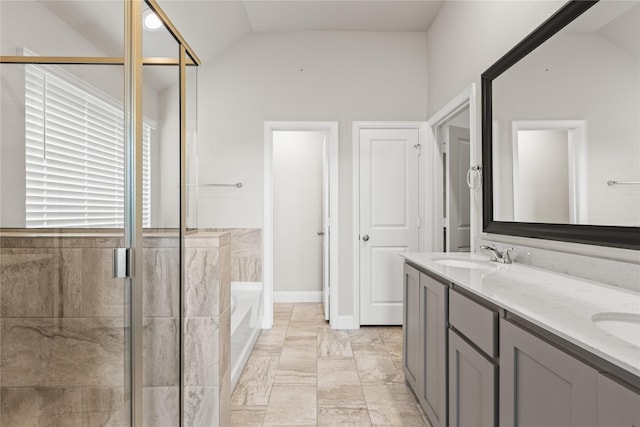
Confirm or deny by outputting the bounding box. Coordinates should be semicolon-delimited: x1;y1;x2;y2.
511;120;587;225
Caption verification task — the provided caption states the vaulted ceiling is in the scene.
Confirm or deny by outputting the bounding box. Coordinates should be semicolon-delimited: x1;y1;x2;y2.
43;0;444;63
37;0;444;90
159;1;445;62
31;0;640;92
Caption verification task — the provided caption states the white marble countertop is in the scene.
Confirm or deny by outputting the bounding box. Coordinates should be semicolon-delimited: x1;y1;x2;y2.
401;252;640;379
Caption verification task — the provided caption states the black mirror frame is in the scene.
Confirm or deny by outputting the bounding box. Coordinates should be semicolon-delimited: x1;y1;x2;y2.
481;0;640;251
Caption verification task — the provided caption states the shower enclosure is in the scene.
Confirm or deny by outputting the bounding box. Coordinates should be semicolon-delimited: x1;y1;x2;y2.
0;1;199;425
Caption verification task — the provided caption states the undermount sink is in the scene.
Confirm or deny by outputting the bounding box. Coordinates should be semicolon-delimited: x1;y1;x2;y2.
432;257;497;271
592;312;640;347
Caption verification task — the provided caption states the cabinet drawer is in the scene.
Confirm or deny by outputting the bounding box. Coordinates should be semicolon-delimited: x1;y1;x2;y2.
449;290;497;357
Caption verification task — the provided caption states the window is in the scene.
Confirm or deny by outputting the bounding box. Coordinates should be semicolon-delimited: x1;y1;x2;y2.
25;65;151;228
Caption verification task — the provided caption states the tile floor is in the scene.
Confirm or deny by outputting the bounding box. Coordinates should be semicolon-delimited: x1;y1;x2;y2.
231;303;430;426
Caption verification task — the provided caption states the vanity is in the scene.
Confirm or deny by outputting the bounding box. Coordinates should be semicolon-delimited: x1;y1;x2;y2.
401;253;640;427
409;0;640;424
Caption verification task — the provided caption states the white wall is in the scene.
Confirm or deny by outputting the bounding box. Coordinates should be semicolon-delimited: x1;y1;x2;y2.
1;1;111;58
196;31;428;315
155;82;180;228
426;1;566;117
148;67;199;229
273;130;324;293
427;0;640;269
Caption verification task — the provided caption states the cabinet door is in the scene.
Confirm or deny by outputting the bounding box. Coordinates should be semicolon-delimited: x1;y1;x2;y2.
419;272;448;427
597;374;640;427
449;330;496;427
500;319;598;427
403;264;422;392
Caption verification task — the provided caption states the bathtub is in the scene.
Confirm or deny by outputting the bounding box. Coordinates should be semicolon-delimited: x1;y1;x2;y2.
231;281;263;391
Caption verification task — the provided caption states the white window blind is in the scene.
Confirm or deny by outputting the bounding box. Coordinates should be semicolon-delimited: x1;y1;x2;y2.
25;64;151;228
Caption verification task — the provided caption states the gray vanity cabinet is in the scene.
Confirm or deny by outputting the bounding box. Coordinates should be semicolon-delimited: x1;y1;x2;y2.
597;374;640;427
403;263;422;391
500;318;598;427
448;330;496;427
402;264;448;427
419;271;448;427
403;259;639;427
448;290;498;427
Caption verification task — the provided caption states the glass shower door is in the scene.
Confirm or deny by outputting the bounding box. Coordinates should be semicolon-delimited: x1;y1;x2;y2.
1;1;200;424
141;62;181;427
0;62;130;424
0;1;132;423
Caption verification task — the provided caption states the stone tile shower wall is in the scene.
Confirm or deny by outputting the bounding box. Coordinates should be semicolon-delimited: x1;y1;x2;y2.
142;235;181;426
184;231;231;426
0;231;231;426
210;228;262;282
0;234;128;425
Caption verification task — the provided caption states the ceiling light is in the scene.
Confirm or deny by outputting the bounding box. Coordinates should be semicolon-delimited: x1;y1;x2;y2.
143;10;163;31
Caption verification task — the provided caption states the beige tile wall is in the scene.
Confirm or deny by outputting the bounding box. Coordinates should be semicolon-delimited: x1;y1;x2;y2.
0;231;231;426
184;231;231;427
210;228;262;282
0;235;127;425
142;235;180;426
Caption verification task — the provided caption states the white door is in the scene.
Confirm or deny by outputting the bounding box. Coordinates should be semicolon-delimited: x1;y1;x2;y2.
446;125;471;252
322;136;330;320
359;127;420;325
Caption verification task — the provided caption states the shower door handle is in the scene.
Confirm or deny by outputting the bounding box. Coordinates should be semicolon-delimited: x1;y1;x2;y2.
113;248;132;278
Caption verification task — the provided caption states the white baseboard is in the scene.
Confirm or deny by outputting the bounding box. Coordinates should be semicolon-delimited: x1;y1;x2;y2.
334;315;358;330
273;291;323;303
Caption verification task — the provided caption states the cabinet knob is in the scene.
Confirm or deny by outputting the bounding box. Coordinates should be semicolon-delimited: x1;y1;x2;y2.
362;235;370;242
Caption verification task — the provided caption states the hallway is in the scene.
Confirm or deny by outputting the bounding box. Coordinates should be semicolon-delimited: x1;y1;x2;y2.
231;303;429;426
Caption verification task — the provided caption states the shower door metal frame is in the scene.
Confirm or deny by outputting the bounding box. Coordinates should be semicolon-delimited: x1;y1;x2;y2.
124;1;144;424
0;1;200;425
178;44;189;427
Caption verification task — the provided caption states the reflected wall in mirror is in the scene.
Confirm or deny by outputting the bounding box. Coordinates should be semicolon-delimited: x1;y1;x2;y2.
483;0;640;249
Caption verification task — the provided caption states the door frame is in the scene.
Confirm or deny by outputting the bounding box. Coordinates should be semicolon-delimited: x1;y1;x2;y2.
352;121;427;329
426;84;478;253
445;125;472;252
264;121;339;329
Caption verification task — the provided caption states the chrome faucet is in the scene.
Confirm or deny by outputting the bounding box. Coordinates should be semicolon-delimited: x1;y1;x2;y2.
480;245;513;264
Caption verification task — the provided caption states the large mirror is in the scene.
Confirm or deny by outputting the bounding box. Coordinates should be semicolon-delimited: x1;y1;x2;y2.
482;0;640;250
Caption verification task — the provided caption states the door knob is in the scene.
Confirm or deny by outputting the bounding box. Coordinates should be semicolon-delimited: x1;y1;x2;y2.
317;231;324;236
362;235;369;242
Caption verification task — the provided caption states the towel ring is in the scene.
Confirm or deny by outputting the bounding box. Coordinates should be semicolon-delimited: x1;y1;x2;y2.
466;165;482;190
